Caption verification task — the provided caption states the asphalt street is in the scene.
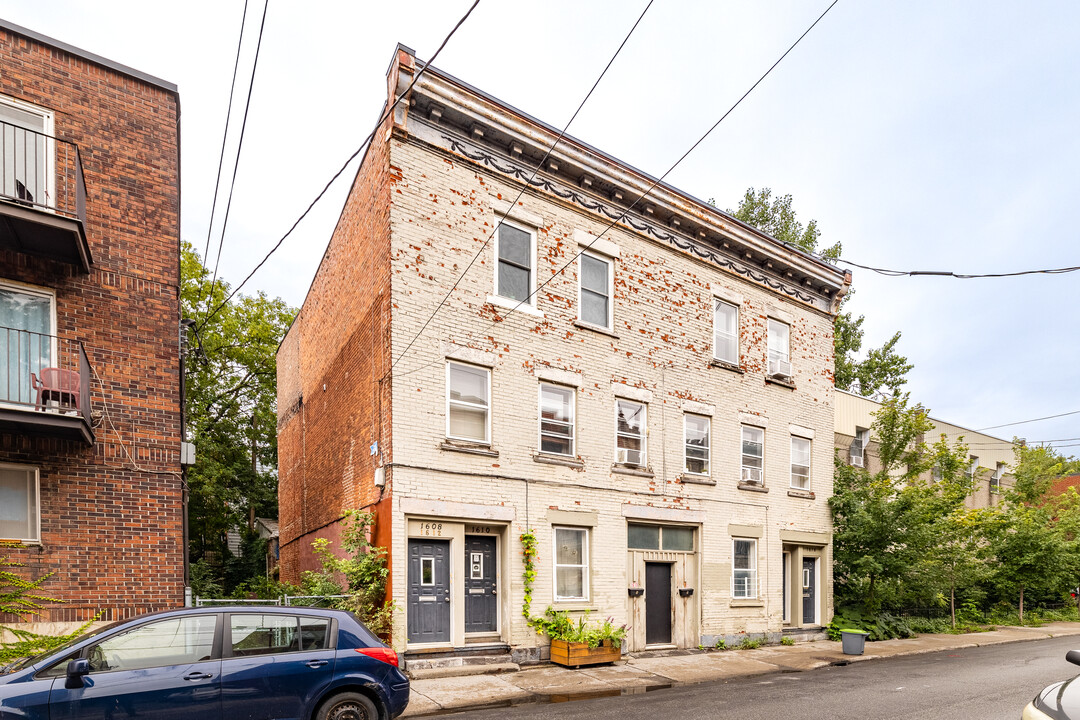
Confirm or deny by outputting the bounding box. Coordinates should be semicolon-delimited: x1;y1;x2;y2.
437;635;1080;720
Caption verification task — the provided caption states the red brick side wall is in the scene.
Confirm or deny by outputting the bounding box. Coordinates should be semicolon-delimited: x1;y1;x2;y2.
0;29;181;622
276;109;395;586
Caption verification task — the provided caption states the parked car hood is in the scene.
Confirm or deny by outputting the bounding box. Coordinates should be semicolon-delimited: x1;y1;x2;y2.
1035;678;1080;720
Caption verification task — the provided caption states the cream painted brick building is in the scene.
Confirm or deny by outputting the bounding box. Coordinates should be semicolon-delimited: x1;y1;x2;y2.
277;46;850;662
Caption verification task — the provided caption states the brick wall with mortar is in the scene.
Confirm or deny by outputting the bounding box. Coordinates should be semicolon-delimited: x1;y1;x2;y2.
382;133;838;650
0;27;182;622
276;109;395;584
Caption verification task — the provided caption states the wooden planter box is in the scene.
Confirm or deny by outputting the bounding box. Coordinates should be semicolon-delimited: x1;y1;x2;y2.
549;638;621;668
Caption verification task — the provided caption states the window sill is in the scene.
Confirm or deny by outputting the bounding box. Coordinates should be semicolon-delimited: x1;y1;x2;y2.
572;320;619;339
440;441;499;457
730;599;764;608
787;488;815;499
765;376;796;390
737;482;769;493
709;359;744;374
533;453;585;469
612;464;654;478
486;295;544;317
679;473;716;486
550;603;597;612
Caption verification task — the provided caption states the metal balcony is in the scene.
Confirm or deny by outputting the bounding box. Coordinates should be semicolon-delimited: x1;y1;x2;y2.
0;326;94;444
0;120;90;271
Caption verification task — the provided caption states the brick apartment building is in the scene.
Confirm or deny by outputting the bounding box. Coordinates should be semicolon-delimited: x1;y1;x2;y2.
0;21;183;626
835;389;1016;508
278;46;850;659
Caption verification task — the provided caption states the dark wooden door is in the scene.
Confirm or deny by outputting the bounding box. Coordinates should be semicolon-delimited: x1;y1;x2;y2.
408;539;450;643
464;535;497;633
802;557;817;624
645;562;672;645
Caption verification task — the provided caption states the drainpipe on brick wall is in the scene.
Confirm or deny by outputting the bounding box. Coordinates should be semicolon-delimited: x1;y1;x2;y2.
180;318;196;600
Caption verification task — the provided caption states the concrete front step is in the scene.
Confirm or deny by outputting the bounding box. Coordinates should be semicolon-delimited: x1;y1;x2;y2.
407;662;520;680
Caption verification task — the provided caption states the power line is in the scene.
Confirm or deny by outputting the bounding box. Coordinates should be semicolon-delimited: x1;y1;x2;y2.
198;0;480;331
386;0;655;376
393;0;840;379
202;0;270;327
839;257;1080;279
198;0;250;284
976;409;1080;431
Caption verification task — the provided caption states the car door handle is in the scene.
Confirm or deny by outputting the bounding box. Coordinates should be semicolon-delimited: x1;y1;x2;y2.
305;660;329;668
184;672;214;681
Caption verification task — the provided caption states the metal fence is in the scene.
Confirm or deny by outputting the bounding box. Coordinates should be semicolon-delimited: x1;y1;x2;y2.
193;595;353;608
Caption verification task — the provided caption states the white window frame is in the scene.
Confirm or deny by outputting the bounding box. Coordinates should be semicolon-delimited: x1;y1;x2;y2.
538;383;575;457
740;425;764;485
732;538;758;599
713;299;739;364
615;399;647;467
552;526;589;602
0;280;57;409
0;463;41;543
991;462;1004;493
492;218;537;307
850;428;868;467
767;318;791;376
0;94;55;209
577;250;614;330
968;456;979;481
683;414;711;476
790;436;811;490
445;361;491;444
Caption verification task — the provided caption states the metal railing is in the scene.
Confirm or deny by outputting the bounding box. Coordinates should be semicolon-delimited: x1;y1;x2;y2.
0;119;86;223
193;595;353;608
0;325;91;426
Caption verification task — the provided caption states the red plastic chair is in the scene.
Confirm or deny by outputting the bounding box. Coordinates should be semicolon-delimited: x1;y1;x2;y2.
31;367;81;411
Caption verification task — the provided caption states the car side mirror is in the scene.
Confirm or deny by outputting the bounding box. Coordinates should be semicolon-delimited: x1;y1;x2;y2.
65;658;90;689
1066;650;1080;667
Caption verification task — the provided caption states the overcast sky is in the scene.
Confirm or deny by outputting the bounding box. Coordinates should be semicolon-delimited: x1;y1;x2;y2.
3;0;1076;457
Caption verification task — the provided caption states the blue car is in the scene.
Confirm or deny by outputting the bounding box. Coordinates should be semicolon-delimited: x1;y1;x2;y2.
0;605;409;720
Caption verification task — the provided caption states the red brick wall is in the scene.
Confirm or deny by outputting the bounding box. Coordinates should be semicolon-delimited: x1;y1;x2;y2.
277;99;395;585
0;28;182;622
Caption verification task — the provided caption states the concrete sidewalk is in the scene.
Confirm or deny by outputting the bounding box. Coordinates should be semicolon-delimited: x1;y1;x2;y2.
401;622;1080;717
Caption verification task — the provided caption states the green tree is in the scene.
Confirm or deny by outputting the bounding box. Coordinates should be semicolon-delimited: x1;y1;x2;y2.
730;188;913;396
830;395;973;613
181;243;296;593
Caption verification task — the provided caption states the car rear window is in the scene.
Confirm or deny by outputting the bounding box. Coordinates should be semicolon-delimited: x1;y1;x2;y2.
230;614;332;656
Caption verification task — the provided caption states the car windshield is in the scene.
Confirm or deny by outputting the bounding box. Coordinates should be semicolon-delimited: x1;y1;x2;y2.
2;623;116;674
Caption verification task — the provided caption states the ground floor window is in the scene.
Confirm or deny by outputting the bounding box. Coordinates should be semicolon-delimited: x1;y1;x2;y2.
732;538;757;599
553;526;589;601
0;463;39;542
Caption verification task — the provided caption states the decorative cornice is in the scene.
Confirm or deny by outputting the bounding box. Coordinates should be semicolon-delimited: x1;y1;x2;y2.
432;130;826;310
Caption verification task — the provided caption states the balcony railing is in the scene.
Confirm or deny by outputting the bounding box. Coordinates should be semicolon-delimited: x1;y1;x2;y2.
0;120;90;271
0;326;93;444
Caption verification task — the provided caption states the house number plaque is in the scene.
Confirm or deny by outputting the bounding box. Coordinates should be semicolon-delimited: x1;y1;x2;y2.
468;525;492;534
418;522;443;536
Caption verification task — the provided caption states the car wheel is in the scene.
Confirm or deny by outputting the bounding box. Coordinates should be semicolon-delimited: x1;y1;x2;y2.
317;692;380;720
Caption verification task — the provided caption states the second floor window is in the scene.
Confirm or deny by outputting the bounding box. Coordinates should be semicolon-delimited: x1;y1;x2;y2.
579;252;612;329
684;414;710;475
615;399;646;466
991;463;1004;493
850;428;868;467
495;222;534;304
539;384;574;456
767;319;791;378
741;425;764;485
713;300;738;364
447;362;489;443
790;436;811;490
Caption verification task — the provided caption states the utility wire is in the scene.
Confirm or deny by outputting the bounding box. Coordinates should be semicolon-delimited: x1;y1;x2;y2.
198;0;480;331
393;0;840;380
839;257;1080;279
386;0;655;376
198;0;250;287
202;0;270;327
977;409;1080;431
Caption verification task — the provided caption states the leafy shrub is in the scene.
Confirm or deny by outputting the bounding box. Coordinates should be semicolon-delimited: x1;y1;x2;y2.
781;636;796;646
737;636;763;650
714;637;727;650
828;606;914;641
529;607;627;649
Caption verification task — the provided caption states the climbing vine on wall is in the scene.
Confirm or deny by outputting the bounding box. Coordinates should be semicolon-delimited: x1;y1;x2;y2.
520;529;538;621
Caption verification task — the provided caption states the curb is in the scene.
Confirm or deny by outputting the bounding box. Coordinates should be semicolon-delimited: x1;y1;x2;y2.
401;623;1080;717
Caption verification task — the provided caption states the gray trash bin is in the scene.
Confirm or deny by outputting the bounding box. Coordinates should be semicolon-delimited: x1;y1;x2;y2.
840;629;869;655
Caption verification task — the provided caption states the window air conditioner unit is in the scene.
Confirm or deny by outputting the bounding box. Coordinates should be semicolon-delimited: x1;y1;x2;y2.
617;448;642;466
850;455;864;467
768;357;792;379
741;467;763;485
